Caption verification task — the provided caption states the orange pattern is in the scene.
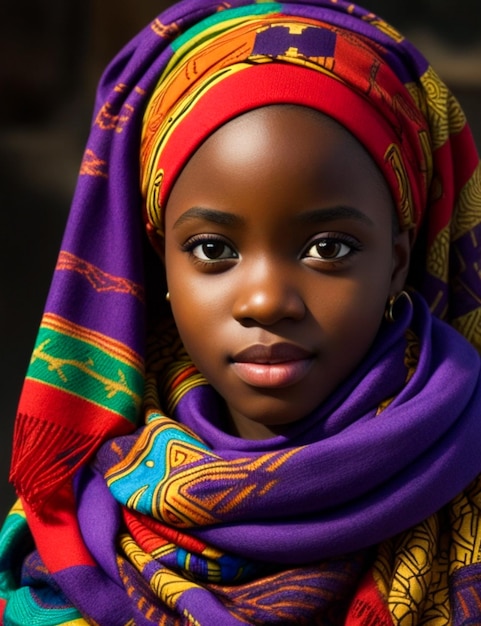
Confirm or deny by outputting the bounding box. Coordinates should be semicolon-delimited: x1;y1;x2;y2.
56;251;145;302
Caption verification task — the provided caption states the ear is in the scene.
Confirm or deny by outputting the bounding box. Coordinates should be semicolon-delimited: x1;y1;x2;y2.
145;222;166;264
390;229;411;296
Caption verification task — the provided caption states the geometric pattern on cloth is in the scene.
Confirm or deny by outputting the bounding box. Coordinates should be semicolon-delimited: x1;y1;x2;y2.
28;314;143;417
451;562;481;625
56;251;145;302
371;474;481;625
117;538;372;625
452;164;481;240
105;412;300;527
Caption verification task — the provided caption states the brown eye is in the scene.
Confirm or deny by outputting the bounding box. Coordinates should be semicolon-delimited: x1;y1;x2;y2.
191;238;238;261
305;237;354;261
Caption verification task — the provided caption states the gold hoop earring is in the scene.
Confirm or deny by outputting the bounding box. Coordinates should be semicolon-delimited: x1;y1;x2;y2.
385;290;412;323
165;292;171;303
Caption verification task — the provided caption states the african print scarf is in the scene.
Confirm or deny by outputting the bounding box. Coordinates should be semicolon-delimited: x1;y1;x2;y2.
1;1;481;625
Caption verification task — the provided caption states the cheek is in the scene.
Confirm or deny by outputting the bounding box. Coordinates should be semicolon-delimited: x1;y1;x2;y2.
309;272;389;349
168;283;228;370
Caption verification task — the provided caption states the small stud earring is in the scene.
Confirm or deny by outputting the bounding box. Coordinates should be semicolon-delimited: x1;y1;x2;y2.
165;292;171;302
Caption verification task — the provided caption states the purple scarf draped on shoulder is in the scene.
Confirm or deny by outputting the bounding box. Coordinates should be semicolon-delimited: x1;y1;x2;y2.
88;292;481;563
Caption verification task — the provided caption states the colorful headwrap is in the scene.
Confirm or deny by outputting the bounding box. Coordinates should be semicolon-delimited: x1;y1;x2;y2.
1;1;481;625
141;12;430;234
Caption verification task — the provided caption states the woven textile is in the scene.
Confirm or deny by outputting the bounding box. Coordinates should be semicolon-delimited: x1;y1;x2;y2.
1;1;481;624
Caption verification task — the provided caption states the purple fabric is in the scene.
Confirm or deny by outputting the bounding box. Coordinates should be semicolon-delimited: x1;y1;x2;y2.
91;294;481;565
252;23;337;56
452;563;481;625
4;1;481;624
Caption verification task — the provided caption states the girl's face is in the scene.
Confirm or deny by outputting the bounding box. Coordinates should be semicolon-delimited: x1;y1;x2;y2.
164;106;410;439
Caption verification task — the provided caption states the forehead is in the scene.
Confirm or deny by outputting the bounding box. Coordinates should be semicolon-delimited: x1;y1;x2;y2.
190;104;370;168
164;105;393;226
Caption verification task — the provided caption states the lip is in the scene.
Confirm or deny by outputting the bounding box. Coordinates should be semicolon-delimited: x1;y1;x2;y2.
231;343;314;388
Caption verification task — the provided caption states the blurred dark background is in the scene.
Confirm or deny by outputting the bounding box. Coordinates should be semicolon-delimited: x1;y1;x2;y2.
1;1;480;519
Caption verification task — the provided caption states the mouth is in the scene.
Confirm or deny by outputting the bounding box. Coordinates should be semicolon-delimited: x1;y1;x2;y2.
230;343;314;388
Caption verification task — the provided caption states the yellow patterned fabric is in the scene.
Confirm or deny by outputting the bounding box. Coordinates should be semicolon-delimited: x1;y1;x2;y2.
371;476;481;624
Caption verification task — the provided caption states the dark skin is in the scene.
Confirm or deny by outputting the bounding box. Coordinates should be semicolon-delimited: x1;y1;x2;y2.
163;105;411;440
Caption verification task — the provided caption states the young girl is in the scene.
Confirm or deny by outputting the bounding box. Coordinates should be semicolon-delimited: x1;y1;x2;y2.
1;0;481;624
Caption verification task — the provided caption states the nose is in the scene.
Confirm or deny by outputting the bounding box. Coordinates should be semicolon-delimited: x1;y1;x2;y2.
231;261;306;326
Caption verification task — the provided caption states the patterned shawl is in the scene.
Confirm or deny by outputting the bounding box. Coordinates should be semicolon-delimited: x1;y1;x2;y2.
1;1;481;625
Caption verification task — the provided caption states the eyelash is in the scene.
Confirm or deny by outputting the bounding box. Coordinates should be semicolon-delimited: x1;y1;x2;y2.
182;235;238;268
182;232;362;269
302;233;362;264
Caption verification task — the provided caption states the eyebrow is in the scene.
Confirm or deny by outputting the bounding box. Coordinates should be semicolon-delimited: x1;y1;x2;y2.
297;206;374;226
172;204;374;229
173;207;244;229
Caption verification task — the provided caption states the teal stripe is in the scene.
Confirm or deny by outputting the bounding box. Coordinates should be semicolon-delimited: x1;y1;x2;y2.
171;2;282;51
0;509;82;623
0;509;28;578
3;588;83;625
27;325;143;423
